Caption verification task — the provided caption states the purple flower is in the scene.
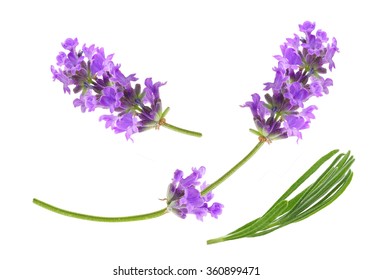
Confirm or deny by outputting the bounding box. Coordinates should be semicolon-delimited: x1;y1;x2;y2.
73;90;97;112
286;33;300;49
56;52;67;66
144;78;166;104
99;113;138;141
111;65;138;89
284;115;309;141
309;79;323;97
51;38;169;141
82;43;95;60
275;48;302;70
99;115;117;129
62;38;78;51
299;21;315;34
243;21;338;142
302;34;323;56
300;105;317;121
242;93;287;141
285;82;309;107
90;47;114;76
263;67;288;92
241;93;268;120
114;113;139;141
208;203;224;218
51;66;71;94
325;38;339;71
166;167;223;221
316;30;328;42
99;87;123;113
58;40;84;76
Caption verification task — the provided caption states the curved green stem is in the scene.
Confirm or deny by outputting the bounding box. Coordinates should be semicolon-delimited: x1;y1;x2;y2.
161;122;202;138
33;198;168;222
156;107;202;137
33;141;263;222
201;141;265;195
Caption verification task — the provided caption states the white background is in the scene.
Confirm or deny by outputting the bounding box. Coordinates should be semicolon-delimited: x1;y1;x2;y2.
1;0;372;279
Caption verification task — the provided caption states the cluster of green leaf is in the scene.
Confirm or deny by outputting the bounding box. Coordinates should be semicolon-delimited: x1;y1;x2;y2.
207;150;354;245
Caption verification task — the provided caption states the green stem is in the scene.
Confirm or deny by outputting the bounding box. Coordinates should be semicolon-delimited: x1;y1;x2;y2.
161;122;202;138
33;198;167;222
207;237;227;245
33;141;263;222
201;141;265;195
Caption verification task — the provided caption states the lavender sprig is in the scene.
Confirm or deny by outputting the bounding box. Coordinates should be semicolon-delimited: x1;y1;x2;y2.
33;167;223;222
51;38;202;141
242;21;339;143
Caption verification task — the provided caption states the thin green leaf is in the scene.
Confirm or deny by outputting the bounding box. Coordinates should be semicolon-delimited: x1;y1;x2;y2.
292;171;353;223
290;155;354;218
287;153;348;217
267;150;339;212
207;150;355;245
224;200;288;239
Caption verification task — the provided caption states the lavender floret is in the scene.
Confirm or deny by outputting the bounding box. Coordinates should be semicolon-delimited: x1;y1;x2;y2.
166;167;223;221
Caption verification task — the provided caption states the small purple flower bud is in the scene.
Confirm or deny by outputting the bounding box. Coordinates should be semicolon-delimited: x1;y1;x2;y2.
56;52;67;66
299;21;315;34
62;38;79;51
316;30;328;42
208;202;224;219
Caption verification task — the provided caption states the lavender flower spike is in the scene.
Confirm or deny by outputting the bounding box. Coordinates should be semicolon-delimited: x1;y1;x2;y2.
166;167;223;221
242;21;339;142
51;38;202;141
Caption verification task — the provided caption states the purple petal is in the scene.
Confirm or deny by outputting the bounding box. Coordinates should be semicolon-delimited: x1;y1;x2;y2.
99;115;117;129
208;202;224;218
61;38;78;51
299;21;315;34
